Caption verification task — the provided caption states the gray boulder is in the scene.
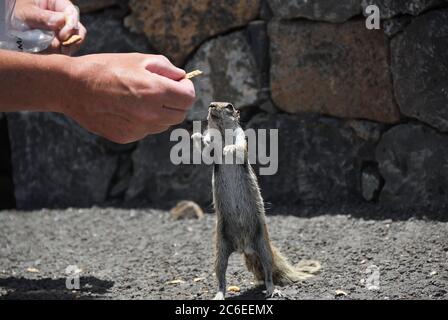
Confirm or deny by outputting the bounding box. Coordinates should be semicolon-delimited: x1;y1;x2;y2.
6;112;119;210
124;0;261;66
0;113;14;209
391;9;448;132
247;114;381;205
361;0;445;19
77;6;154;56
268;0;361;22
376;124;448;207
185;30;263;121
382;16;412;37
73;0;120;13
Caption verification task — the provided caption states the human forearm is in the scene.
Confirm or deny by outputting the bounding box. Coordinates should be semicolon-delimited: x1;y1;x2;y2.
0;50;195;143
0;49;72;112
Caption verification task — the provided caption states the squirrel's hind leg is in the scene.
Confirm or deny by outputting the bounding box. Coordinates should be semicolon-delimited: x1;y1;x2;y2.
256;239;284;299
213;238;232;300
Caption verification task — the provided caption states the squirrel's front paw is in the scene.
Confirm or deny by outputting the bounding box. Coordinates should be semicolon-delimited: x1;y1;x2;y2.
223;145;245;163
223;145;237;155
203;134;212;146
192;133;203;150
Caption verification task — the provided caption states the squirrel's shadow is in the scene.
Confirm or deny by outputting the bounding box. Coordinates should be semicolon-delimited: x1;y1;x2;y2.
226;285;269;300
0;276;114;300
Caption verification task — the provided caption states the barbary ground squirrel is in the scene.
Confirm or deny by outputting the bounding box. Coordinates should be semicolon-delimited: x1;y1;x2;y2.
192;102;320;300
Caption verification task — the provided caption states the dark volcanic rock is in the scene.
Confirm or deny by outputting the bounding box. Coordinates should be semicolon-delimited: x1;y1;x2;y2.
77;6;154;55
125;125;212;209
382;16;412;37
124;0;260;66
391;9;448;132
6;112;119;210
247;114;381;205
247;20;270;98
361;0;445;19
269;0;361;22
376;124;448;207
73;0;120;13
269;20;400;123
0;114;15;209
260;0;273;20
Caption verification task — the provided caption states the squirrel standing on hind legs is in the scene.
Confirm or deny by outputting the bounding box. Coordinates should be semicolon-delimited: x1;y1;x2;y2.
192;102;321;300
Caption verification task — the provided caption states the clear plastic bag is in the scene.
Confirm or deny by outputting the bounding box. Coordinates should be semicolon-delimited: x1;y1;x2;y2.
0;0;55;52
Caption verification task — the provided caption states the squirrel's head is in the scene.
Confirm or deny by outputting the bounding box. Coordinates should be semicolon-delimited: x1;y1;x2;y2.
207;102;240;132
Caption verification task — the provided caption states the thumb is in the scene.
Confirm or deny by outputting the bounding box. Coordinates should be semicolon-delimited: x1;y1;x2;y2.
24;9;66;31
145;56;186;81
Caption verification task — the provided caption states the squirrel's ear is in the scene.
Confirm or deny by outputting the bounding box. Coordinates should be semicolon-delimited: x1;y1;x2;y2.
235;110;240;119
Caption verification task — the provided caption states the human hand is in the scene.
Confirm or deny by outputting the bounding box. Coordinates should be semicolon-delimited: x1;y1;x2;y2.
13;0;87;55
61;53;195;144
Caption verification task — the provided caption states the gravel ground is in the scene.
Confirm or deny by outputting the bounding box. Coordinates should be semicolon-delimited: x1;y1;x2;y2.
0;207;447;300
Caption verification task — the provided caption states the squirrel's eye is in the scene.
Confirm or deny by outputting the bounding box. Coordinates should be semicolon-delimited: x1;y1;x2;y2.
225;104;234;111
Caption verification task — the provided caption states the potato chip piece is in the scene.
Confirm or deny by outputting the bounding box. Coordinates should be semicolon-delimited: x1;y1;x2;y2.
185;70;203;79
228;285;240;293
62;35;82;46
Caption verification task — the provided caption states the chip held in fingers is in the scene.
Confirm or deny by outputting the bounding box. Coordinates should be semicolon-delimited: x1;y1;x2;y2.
62;35;83;46
185;70;203;79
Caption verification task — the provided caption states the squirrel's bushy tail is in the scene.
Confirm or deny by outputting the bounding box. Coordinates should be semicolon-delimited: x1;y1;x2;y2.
244;246;321;285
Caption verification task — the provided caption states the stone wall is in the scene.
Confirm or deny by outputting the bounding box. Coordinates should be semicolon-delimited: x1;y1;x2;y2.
1;0;448;210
